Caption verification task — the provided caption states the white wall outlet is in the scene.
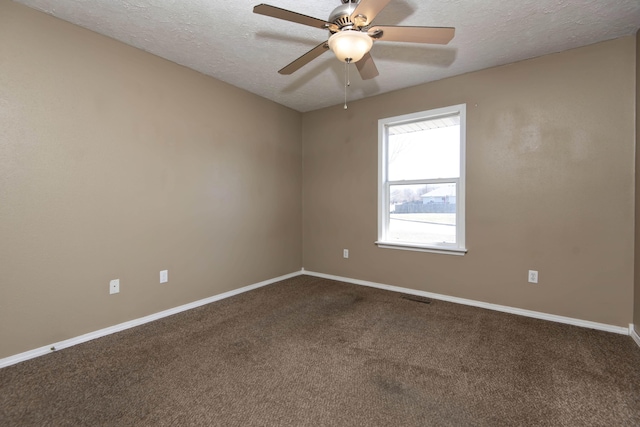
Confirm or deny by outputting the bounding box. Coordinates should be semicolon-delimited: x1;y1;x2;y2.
528;270;539;284
160;270;168;284
109;279;120;294
343;249;349;259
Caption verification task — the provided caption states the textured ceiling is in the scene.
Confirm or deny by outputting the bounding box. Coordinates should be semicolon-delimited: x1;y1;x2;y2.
13;0;640;112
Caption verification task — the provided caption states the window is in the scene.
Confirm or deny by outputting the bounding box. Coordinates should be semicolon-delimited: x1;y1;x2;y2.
377;104;466;255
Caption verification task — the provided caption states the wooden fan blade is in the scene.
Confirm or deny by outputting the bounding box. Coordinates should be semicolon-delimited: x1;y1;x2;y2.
356;52;379;80
253;4;333;30
350;0;391;27
278;41;330;75
369;26;455;44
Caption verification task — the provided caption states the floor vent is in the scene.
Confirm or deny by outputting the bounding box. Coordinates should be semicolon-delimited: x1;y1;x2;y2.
401;295;432;304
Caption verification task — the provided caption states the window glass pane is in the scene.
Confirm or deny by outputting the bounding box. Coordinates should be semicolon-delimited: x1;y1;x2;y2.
388;183;456;244
388;116;460;181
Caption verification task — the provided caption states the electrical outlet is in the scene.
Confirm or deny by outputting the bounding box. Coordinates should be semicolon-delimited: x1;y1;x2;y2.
343;249;349;259
528;270;539;284
109;279;120;294
160;270;168;284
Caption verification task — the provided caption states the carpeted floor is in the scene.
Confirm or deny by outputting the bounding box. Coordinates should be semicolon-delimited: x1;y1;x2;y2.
1;275;639;426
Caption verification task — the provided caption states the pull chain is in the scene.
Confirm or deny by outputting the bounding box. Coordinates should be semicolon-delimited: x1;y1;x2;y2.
344;59;352;110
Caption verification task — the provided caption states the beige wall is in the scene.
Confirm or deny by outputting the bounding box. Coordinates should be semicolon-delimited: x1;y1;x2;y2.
635;28;640;330
0;1;302;358
303;37;636;327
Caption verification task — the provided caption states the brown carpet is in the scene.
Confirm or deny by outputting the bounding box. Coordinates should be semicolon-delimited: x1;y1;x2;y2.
1;275;640;426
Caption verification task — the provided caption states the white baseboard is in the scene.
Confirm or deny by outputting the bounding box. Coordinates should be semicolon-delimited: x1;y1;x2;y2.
302;269;631;336
0;270;302;369
631;325;640;348
2;269;634;369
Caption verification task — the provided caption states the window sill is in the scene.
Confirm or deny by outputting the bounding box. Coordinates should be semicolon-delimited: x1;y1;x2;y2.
375;241;467;256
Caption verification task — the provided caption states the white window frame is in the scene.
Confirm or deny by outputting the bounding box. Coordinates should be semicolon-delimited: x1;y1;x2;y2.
376;104;467;255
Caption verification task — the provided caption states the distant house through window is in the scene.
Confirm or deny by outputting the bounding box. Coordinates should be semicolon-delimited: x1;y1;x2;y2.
377;104;466;255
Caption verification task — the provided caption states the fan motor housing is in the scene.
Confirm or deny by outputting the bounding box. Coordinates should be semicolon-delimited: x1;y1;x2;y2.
329;1;358;30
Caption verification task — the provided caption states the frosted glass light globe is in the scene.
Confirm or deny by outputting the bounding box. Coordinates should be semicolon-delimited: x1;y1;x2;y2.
328;30;373;63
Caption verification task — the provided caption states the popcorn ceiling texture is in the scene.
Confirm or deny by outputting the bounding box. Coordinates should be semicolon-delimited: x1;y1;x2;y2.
13;0;640;112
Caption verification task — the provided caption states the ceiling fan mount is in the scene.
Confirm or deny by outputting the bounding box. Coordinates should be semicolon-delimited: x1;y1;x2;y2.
253;0;455;80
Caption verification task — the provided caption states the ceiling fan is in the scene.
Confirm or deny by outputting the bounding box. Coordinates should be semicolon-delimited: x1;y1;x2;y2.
253;0;455;80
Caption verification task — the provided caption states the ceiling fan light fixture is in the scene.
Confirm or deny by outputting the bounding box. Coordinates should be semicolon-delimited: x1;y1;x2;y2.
328;30;373;63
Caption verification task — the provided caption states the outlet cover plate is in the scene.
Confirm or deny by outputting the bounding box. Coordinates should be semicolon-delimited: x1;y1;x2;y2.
160;270;168;283
528;270;539;284
110;279;120;294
